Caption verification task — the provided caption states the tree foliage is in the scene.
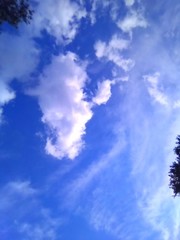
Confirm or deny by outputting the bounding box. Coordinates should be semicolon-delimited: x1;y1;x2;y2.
0;0;33;27
169;135;180;197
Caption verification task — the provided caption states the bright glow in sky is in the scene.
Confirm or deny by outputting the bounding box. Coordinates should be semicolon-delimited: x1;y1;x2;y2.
0;0;180;239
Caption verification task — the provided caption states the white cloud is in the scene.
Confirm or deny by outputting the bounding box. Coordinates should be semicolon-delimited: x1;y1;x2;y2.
117;11;147;34
143;188;180;240
121;61;180;239
33;0;86;43
0;81;15;111
173;100;180;109
19;209;60;240
124;0;135;7
112;67;129;82
30;52;93;160
93;80;114;105
135;141;180;240
89;0;119;24
0;88;14;123
19;223;57;240
0;181;60;239
118;76;129;82
0;1;87;124
95;35;129;56
0;33;39;122
6;181;37;196
94;34;134;71
0;181;37;211
144;72;169;106
94;41;106;58
63;132;126;208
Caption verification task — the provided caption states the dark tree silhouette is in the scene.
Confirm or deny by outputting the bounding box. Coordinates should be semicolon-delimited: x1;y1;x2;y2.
169;135;180;197
0;0;33;27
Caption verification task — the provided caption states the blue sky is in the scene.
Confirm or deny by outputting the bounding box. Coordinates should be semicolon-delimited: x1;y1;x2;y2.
0;0;180;239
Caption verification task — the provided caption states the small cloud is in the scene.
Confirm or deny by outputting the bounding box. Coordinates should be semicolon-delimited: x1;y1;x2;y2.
173;100;180;109
112;67;129;82
0;82;15;106
124;0;135;7
117;11;147;34
93;80;114;105
119;76;129;82
19;209;60;240
144;72;169;106
94;41;106;58
0;181;37;211
89;0;119;24
6;181;37;196
94;34;134;71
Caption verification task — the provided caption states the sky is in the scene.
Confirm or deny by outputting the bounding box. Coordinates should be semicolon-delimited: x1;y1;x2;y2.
0;0;180;239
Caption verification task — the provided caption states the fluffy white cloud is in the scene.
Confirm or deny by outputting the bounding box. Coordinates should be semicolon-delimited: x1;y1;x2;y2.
94;34;134;71
117;11;147;33
33;0;86;43
30;52;93;160
144;72;169;106
93;80;114;105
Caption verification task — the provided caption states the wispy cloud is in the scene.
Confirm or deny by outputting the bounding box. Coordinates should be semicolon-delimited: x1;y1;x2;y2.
144;72;169;106
60;1;180;238
122;45;180;240
63;132;127;207
0;181;61;240
88;0;119;24
94;34;134;71
18;208;60;240
117;10;147;34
